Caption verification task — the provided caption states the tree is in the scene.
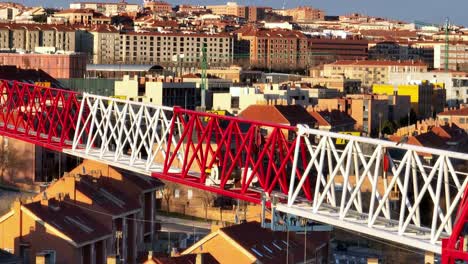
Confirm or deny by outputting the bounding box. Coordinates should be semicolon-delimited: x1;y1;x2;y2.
199;190;216;220
0;138;27;184
161;181;178;213
381;120;397;135
398;109;417;127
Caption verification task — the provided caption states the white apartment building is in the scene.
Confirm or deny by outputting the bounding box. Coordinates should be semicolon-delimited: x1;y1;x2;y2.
92;29;234;66
70;1;139;16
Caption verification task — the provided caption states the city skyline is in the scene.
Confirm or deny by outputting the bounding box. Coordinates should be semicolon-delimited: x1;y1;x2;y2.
21;0;467;26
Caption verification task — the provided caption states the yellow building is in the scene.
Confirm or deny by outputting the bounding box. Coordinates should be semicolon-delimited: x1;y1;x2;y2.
373;82;444;118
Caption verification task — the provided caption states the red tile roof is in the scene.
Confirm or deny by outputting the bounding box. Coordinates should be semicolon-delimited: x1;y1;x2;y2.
22;198;112;247
438;107;468;116
220;222;329;264
309;110;356;128
239;105;316;127
329;60;427;67
76;175;141;216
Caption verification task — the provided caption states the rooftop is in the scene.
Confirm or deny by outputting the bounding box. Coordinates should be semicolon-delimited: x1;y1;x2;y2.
239;105;316;127
438;107;468;116
22;198;112;247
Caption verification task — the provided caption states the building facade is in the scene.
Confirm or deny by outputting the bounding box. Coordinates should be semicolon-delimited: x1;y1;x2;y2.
91;27;234;66
0;52;87;79
0;24;76;52
323;60;428;87
236;27;309;71
69;1;139;16
144;0;172;13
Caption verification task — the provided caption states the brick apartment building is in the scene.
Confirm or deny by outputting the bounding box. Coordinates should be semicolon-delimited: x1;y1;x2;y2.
0;52;87;79
0;159;164;264
236;27;310;71
308;37;369;66
273;6;325;22
0;24;76;52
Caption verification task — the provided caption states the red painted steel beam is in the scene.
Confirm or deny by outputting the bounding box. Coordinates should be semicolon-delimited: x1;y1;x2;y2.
0;80;82;151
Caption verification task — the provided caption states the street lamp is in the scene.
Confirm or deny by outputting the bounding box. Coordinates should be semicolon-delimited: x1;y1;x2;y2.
378;112;383;139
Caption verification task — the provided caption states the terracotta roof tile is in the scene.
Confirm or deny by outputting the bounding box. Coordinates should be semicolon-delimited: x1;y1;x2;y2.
239;105;316;126
22;199;112;246
438;107;468;116
220;222;329;264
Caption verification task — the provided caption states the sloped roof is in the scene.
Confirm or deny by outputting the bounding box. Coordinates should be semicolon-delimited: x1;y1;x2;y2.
76;175;141;216
309;110;356;128
239;105;316;126
220;221;329;264
438;107;468;116
22;199;112;247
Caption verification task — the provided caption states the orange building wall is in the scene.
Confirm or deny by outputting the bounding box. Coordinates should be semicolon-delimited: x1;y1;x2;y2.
0;202;82;264
188;233;255;264
0;53;87;79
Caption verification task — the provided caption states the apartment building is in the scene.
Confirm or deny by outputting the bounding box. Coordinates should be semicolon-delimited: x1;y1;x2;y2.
323;60;428;87
368;41;435;67
207;2;246;18
438;107;468;130
0;24;76;52
274;6;325;22
144;0;172;13
119;32;233;66
70;1;139;16
53;8;111;25
236;27;309;71
433;42;468;70
308;37;369;66
90;25;121;64
90;25;233;65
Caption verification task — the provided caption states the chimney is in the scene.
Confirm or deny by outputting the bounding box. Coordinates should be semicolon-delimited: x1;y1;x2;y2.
196;253;204;264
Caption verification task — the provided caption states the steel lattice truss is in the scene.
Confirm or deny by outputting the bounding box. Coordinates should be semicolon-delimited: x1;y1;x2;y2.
2;81;468;260
277;125;468;254
68;93;183;174
0;80;81;150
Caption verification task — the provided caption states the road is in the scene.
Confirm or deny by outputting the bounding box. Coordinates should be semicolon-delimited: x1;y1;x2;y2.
156;215;211;235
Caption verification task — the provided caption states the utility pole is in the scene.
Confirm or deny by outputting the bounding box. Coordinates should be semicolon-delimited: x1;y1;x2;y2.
445;17;450;72
200;44;207;111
